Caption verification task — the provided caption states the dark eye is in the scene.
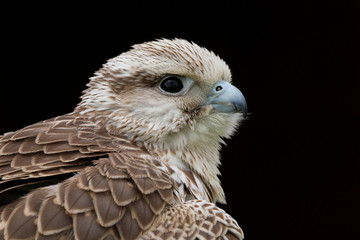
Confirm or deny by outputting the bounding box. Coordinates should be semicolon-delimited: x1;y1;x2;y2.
215;85;223;91
160;76;184;93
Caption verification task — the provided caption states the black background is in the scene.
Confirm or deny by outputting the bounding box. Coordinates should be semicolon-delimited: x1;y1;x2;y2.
1;1;359;239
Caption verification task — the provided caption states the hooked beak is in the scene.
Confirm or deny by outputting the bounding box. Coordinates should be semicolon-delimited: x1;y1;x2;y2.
207;81;247;118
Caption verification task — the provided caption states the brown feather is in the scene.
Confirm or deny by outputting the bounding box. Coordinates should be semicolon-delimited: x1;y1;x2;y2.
59;151;91;162
91;191;125;227
0;155;12;166
103;164;130;179
115;209;142;240
0;140;22;155
12;153;34;167
0;200;19;224
64;180;93;214
77;171;90;191
157;188;173;203
73;211;109;240
132;176;157;194
46;126;76;135
18;138;44;154
0;165;18;176
43;142;80;154
5;202;37;239
108;179;140;206
38;197;72;235
32;152;61;165
68;134;93;146
0;132;16;142
11;128;44;141
129;198;155;230
87;169;110;192
0;114;116;191
55;182;66;206
36;131;69;145
24;188;50;215
144;191;166;215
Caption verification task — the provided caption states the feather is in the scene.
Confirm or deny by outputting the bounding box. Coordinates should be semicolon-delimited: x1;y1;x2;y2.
129;198;155;230
0;140;22;155
24;188;50;215
5;202;37;239
132;176;157;194
115;209;142;240
108;179;140;206
36;131;69;145
43;142;80;154
18;138;44;154
87;169;109;192
144;191;166;215
64;181;93;214
38;197;72;235
73;211;109;240
11;154;33;167
91;191;124;227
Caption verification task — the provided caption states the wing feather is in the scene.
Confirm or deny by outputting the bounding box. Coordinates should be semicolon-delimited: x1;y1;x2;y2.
92;191;125;227
0;150;176;239
4;201;37;239
0;114;115;193
116;208;142;240
73;211;110;240
64;180;94;214
38;197;73;235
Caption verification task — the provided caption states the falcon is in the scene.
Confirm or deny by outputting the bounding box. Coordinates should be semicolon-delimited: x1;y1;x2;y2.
0;39;247;240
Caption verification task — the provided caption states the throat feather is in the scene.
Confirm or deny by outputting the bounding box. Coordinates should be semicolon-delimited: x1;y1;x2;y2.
147;131;226;204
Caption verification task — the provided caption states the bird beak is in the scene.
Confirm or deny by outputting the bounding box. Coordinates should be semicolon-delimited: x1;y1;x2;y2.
207;81;247;118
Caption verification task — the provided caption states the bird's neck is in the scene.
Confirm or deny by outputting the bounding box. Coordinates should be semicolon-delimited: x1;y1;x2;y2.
74;104;230;204
142;126;226;204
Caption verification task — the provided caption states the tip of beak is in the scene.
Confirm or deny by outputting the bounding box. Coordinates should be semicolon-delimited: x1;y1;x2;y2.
234;102;247;118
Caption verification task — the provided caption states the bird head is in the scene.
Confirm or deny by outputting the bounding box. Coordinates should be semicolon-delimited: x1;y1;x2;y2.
76;39;247;202
78;39;246;143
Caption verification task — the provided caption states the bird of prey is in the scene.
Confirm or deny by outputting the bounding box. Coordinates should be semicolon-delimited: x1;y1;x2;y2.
0;39;247;240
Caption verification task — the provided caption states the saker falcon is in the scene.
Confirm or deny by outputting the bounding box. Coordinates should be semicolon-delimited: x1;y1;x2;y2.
0;39;247;240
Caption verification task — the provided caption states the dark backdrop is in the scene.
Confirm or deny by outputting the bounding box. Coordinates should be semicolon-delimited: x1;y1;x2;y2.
2;1;359;239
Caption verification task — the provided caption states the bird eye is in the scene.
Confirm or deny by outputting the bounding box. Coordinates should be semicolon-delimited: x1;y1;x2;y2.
215;85;223;91
159;76;184;94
